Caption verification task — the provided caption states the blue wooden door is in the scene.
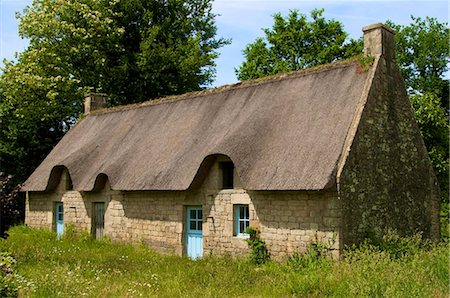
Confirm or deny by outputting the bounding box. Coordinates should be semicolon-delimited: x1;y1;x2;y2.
55;202;64;238
186;207;203;259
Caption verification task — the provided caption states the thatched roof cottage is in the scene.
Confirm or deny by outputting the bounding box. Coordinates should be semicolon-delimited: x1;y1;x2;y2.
23;24;439;259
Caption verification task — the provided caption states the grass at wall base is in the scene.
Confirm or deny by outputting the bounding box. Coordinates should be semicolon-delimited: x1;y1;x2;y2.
0;225;448;297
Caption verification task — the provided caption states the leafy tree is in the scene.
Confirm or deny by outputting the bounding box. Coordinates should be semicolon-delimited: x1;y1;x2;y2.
1;51;81;186
410;92;449;239
15;0;228;104
0;0;229;184
387;17;449;109
0;173;23;236
236;9;363;80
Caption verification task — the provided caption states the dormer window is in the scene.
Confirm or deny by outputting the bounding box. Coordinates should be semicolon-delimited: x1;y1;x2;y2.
220;161;234;189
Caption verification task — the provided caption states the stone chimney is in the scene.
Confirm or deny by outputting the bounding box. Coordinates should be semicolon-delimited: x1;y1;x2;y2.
84;93;107;114
362;23;395;60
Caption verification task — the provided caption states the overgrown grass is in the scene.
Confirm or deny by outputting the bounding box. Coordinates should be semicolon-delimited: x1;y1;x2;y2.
0;226;448;297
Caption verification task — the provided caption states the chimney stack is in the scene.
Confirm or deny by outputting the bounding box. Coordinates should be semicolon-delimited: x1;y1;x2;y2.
84;93;107;114
362;23;395;60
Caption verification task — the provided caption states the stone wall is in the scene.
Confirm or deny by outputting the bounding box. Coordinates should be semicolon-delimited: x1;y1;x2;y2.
338;53;440;245
26;159;342;258
110;191;186;255
25;192;54;229
203;189;253;256
25;168;72;230
251;191;341;258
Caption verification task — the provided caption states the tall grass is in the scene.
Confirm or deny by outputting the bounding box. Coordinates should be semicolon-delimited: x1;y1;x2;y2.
0;225;448;297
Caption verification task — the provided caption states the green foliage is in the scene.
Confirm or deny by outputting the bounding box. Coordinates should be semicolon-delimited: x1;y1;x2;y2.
0;252;18;297
0;73;76;185
62;224;77;240
14;0;229;105
236;8;363;80
0;173;23;236
244;227;270;265
410;93;449;208
0;0;229;184
0;226;448;297
349;229;432;260
356;55;375;72
440;203;450;241
387;17;449;108
409;91;448;240
288;239;332;270
339;242;448;297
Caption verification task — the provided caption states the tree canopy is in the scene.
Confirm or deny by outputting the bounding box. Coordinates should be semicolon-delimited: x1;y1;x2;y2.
235;9;363;80
13;0;229;104
388;17;449;109
0;0;229;184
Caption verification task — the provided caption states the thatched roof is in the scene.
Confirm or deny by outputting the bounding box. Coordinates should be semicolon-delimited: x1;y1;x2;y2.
24;60;369;191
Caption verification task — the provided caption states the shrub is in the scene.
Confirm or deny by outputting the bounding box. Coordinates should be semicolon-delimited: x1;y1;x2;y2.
352;228;432;260
0;252;18;297
244;227;270;265
0;173;23;237
288;236;334;270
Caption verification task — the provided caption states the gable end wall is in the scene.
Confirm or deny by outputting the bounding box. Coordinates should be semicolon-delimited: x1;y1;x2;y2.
339;56;440;245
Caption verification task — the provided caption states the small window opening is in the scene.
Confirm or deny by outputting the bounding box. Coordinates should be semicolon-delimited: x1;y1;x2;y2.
220;161;234;189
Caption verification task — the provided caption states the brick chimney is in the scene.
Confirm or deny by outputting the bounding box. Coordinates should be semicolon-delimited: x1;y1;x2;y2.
84;93;107;114
362;23;395;60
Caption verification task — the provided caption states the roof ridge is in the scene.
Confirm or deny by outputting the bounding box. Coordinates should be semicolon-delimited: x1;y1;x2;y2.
91;54;364;116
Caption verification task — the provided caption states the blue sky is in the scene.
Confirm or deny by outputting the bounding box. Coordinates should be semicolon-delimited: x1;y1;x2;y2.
1;0;448;87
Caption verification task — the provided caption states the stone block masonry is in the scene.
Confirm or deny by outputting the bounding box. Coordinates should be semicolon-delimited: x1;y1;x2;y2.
26;163;343;259
251;191;341;259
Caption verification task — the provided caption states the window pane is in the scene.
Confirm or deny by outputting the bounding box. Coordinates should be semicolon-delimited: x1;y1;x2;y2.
190;209;196;220
198;210;202;220
239;207;244;219
244;220;249;230
58;213;63;221
240;221;245;233
198;221;202;230
190;220;196;230
244;206;249;219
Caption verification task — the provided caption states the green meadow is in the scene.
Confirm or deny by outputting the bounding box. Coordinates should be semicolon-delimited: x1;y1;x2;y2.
0;226;448;297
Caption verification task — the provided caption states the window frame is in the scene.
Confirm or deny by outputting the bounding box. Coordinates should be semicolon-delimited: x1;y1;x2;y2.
188;207;203;233
234;204;250;237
